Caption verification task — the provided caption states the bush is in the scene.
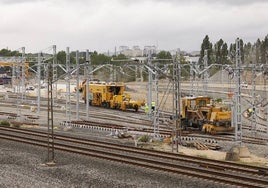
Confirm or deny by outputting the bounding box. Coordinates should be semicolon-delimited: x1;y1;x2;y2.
215;98;222;103
0;120;10;127
139;135;150;142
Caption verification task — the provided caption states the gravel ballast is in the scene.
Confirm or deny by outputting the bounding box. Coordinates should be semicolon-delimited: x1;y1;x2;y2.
0;139;232;188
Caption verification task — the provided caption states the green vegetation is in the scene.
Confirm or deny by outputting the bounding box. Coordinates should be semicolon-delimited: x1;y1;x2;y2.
156;50;172;60
1;34;267;82
199;34;268;65
139;135;150;142
0;120;10;127
0;49;20;56
215;98;222;103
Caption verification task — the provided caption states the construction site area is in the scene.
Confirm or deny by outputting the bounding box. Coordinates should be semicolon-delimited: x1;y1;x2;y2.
0;41;268;187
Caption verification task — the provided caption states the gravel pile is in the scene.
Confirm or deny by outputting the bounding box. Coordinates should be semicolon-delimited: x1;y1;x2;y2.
0;140;233;188
217;140;268;158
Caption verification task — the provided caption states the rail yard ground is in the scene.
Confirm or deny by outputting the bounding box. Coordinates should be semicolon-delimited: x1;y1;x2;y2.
0;79;267;187
0;139;229;188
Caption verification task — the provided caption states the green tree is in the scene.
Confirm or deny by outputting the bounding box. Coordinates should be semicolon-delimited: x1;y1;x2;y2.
179;54;189;80
91;52;111;65
113;54;127;60
221;43;229;64
229;39;244;64
214;39;228;64
0;49;20;56
260;35;268;64
57;51;66;64
156;51;172;60
243;42;253;65
199;35;213;65
255;38;262;64
239;39;244;64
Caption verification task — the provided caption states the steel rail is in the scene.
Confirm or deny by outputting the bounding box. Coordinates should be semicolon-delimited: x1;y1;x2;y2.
0;132;267;188
1;126;267;175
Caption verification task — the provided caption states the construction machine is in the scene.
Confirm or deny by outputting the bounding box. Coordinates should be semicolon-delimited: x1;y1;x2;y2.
80;81;145;112
181;96;234;134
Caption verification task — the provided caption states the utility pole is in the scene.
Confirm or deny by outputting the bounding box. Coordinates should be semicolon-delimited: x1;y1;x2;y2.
37;52;41;114
46;62;55;165
86;50;90;120
21;47;26;103
190;61;194;96
203;50;209;95
52;45;57;105
173;54;181;152
65;47;71;126
76;50;80;120
12;57;16;92
153;63;159;137
234;38;242;145
147;51;153;121
251;64;257;137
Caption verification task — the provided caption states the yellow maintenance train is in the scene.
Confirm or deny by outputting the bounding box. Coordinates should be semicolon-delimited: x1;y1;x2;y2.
181;96;234;134
79;81;145;112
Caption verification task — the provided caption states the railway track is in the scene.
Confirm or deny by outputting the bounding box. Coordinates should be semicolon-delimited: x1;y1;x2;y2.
0;100;152;127
1;92;267;146
0;105;267;145
2;93;268;131
0;126;267;188
61;120;268;145
189;133;268;145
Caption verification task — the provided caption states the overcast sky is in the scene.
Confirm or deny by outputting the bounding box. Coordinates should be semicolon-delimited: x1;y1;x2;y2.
0;0;268;54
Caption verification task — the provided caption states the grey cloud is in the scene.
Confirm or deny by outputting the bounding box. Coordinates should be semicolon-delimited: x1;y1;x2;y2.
119;0;268;6
2;0;267;6
0;0;41;4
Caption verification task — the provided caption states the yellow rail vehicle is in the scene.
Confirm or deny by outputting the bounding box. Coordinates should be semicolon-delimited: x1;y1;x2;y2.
181;96;234;134
0;62;30;76
81;82;144;112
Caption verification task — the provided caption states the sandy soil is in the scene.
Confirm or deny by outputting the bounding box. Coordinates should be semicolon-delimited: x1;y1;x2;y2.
148;142;268;167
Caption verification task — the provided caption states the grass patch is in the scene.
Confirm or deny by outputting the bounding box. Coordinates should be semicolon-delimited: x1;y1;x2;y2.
139;135;150;142
0;120;10;127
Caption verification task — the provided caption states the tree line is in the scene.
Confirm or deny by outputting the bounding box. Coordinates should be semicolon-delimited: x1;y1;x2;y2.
198;34;268;65
0;34;267;81
1;34;267;66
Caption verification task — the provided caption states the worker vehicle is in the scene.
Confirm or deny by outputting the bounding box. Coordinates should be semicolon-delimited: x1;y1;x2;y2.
181;96;234;134
80;81;145;112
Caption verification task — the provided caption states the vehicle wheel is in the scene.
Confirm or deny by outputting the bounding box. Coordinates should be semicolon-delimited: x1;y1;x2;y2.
134;105;138;112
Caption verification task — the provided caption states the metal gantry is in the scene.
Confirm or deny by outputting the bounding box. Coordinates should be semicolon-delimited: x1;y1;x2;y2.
76;50;80;120
234;38;242;145
37;52;42;114
21;47;26;103
153;66;160;137
190;61;194;96
52;45;58;105
147;51;153;121
47;62;55;165
172;54;181;152
65;47;71;125
251;64;257;137
203;50;209;95
85;50;90;120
